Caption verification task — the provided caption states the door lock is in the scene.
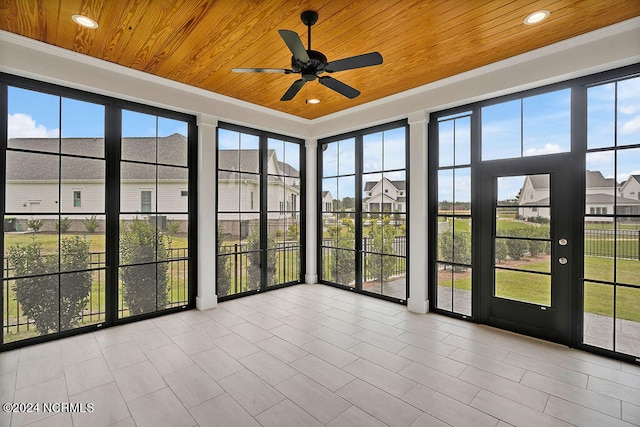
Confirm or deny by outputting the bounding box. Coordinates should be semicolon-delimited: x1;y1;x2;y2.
558;257;568;265
558;238;568;246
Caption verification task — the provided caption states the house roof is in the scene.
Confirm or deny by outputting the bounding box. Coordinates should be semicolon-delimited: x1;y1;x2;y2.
363;180;406;192
525;171;618;191
7;134;189;181
520;193;640;206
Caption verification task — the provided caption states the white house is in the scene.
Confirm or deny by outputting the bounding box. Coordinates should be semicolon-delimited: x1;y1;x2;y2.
6;135;299;233
518;170;640;218
362;178;406;212
321;191;333;214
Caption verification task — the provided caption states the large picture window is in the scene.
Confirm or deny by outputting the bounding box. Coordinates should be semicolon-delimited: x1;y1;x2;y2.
1;75;196;349
216;124;304;299
319;121;408;303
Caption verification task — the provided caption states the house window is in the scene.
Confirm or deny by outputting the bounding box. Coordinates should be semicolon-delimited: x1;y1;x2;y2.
531;207;537;212
141;190;152;212
250;191;254;210
181;190;188;197
73;191;82;207
602;207;607;214
590;207;596;214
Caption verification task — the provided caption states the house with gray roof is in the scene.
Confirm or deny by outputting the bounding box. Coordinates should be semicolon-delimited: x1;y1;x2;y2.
518;171;640;219
362;178;406;213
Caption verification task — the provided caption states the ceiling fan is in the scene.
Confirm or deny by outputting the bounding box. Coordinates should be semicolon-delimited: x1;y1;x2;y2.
233;10;383;101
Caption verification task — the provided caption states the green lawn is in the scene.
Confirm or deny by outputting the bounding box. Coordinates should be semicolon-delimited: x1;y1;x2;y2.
447;256;640;321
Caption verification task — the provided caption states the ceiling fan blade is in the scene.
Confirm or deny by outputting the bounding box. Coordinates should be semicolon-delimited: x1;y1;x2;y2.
281;79;306;101
325;52;383;72
278;30;310;63
232;68;293;74
319;76;360;99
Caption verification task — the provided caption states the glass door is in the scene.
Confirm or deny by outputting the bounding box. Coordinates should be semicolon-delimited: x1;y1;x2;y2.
479;158;573;343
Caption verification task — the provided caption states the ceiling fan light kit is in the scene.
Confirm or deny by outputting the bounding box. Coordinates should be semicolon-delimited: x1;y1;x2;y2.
232;10;383;102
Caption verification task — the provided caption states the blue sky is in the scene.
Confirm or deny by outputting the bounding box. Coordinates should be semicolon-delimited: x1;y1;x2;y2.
7;86;187;140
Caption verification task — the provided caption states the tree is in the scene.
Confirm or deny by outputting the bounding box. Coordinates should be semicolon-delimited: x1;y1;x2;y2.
246;226;277;289
7;236;92;335
27;218;43;232
495;238;508;262
120;218;169;315
366;216;397;281
82;215;100;233
325;217;356;285
216;230;232;297
438;230;471;271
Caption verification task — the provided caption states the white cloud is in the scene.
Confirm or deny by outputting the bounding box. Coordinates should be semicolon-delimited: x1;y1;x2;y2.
523;143;562;157
620;115;640;135
619;104;640;115
8;113;58;139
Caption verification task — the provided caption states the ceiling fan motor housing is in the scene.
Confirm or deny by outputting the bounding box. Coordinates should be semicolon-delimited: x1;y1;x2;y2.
292;50;327;81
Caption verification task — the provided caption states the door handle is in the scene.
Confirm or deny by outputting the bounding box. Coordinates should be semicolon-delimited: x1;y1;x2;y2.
558;257;568;265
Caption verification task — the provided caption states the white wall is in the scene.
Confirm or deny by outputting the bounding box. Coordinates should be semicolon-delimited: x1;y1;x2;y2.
1;17;639;311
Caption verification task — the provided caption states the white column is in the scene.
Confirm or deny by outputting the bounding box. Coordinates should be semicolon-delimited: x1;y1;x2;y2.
407;111;430;314
196;114;218;310
305;138;318;284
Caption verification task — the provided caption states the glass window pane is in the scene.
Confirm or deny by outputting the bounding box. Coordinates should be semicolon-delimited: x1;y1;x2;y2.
437;263;453;311
455;116;471;166
584;218;615;283
5;151;59;213
338;138;356;175
438;169;453;215
454;168;471;213
336;213;356;250
158;166;188;213
616;218;640;286
495;269;551;306
61;157;105;213
5;215;60;273
453;217;472;265
119;264;161;317
240;173;260;213
239;134;259;173
383;127;405;170
586;152;616;217
337;176;355;206
617;148;640;213
218;171;240;212
363;133;383;173
495;238;550;272
121;163;155;213
583;281;614;350
61;98;104;157
363;172;382;212
438;120;454;167
322;142;338;177
322;178;337;212
615;285;640;356
158;118;188;166
122;110;156;163
284;141;300;172
321;215;337;247
617;76;640;147
437;218;453;262
383;171;406;213
453;267;472;316
165;259;189;308
497;175;526;206
523;89;571;156
8;87;60;153
332;248;355;286
588;83;615;150
482;99;521;161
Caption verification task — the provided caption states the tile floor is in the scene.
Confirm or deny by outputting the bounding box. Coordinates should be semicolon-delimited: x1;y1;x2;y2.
1;284;640;427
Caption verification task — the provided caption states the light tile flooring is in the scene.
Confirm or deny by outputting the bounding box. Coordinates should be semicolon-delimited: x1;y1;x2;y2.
1;284;640;427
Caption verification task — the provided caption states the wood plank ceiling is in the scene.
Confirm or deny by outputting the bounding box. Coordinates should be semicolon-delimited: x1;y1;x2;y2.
1;1;639;120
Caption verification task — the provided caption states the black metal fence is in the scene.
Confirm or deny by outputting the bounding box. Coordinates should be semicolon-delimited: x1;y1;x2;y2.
2;248;188;342
584;229;640;260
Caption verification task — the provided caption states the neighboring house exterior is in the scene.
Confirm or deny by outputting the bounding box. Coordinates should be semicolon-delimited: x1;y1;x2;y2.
6;136;299;234
362;178;406;212
321;191;333;214
518;171;640;219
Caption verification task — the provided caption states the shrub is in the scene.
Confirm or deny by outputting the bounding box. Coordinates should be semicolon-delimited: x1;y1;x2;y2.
246;226;277;289
495;238;508;262
82;215;100;233
287;223;300;240
506;238;528;260
55;216;72;233
438;230;471;271
120;217;169;315
366;216;397;281
325;217;356;285
7;236;92;335
216;230;232;297
27;218;43;232
167;220;182;235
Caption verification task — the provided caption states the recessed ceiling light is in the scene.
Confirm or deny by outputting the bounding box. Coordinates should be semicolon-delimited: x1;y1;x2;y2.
306;98;320;104
72;14;99;29
524;10;550;25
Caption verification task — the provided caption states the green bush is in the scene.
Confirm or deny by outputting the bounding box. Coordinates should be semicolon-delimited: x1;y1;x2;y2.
7;236;92;335
82;215;100;233
56;217;72;233
120;218;169;315
167;220;182;235
438;230;471;271
27;218;43;232
246;226;276;289
324;217;356;285
366;216;397;281
216;230;232;297
495;238;508;262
